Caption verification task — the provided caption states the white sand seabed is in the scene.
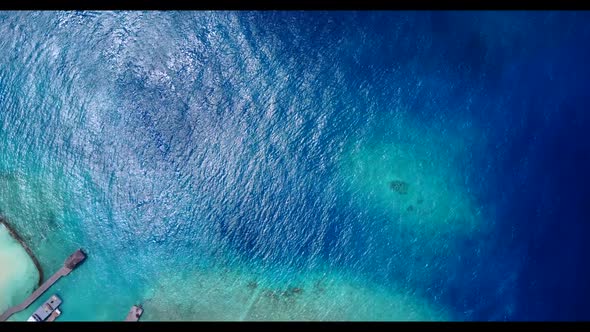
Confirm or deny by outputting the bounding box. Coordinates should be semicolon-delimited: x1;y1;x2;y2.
0;224;39;313
140;265;452;321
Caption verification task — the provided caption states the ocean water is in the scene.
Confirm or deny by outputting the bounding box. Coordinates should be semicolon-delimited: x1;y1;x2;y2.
0;11;589;321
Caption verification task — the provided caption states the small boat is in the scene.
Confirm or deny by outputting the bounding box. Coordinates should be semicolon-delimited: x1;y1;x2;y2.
26;295;62;322
125;304;143;321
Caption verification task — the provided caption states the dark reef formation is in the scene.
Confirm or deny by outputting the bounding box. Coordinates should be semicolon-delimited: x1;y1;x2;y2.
261;286;304;303
0;216;44;287
389;180;410;195
0;173;18;181
246;281;307;304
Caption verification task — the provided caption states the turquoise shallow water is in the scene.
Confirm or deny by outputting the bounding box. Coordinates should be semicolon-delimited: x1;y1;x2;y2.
1;11;590;321
0;223;39;313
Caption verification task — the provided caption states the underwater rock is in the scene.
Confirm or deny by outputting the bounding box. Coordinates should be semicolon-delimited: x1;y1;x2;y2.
282;287;304;297
263;290;281;302
0;173;17;181
261;286;305;300
313;279;326;293
389;180;409;195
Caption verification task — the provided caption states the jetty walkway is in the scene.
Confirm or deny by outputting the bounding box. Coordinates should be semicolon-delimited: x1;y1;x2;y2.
0;249;86;321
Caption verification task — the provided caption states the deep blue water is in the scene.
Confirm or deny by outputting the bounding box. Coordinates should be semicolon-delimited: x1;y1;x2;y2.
0;11;589;321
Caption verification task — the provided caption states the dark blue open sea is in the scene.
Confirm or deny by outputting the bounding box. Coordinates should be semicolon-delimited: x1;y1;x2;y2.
0;11;589;321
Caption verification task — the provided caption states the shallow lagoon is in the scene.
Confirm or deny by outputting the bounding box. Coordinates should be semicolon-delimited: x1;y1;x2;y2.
0;224;39;313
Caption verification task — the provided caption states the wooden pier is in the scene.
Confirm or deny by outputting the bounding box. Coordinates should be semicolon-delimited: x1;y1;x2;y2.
0;249;86;321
